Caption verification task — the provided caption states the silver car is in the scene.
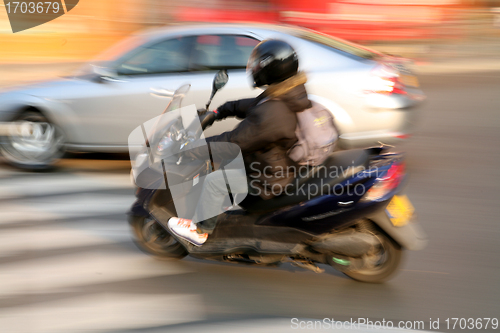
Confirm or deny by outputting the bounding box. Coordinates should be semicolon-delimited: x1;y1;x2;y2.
0;24;424;169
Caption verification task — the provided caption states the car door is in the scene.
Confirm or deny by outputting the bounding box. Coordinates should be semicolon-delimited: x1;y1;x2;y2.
67;33;261;147
65;36;198;147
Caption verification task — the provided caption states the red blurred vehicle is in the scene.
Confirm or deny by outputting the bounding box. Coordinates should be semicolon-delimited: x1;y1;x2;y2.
177;0;464;42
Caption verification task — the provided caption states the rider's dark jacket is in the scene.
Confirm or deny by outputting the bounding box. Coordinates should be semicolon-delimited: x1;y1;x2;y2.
189;72;311;199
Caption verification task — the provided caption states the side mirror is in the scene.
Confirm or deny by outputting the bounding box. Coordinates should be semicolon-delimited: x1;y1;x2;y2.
213;69;229;91
92;65;120;83
206;69;228;109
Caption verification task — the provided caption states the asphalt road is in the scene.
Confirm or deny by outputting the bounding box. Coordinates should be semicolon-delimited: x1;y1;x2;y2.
0;71;499;333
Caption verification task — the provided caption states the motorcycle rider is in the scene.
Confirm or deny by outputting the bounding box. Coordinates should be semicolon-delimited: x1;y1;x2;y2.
165;39;312;246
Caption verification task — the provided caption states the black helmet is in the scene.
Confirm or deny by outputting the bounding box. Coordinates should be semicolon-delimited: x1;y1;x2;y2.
247;39;299;88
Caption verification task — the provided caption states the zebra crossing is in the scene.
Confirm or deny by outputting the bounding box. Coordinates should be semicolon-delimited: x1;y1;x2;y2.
0;162;206;332
0;161;440;333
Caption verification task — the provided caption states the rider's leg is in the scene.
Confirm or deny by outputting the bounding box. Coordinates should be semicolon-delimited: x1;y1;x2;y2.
192;168;248;232
167;168;248;246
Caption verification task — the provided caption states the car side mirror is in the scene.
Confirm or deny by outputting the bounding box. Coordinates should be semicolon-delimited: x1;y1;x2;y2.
92;65;119;83
206;69;228;109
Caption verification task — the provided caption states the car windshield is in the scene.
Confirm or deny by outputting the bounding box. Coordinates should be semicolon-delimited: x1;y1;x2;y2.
288;28;380;60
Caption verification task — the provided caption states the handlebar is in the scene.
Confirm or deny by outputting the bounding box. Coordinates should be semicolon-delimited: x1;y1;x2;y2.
175;112;216;165
195;111;217;139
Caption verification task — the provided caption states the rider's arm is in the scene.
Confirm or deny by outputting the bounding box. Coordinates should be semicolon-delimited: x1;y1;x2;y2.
207;100;296;153
215;98;256;120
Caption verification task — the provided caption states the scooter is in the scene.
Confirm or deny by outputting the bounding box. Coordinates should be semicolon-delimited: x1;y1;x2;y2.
128;70;427;283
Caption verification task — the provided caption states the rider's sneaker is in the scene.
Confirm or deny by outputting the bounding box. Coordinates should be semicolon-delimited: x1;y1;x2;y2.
167;218;208;246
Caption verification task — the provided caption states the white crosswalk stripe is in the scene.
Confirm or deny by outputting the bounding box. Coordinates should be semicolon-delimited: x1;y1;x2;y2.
0;225;131;257
0;172;133;200
0;293;205;333
0;167;205;332
0;193;135;225
0;251;192;297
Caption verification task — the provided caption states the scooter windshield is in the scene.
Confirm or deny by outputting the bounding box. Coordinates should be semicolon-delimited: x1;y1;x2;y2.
128;83;201;184
128;82;248;221
141;83;193;152
161;84;191;115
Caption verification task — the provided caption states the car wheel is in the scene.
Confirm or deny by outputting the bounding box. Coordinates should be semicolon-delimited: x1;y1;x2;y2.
0;111;65;170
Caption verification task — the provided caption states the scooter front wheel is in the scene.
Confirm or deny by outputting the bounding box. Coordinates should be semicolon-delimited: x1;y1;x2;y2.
330;232;403;283
129;215;188;259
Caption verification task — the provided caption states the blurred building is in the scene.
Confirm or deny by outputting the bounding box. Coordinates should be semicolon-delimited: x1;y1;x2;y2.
176;0;500;42
0;0;499;63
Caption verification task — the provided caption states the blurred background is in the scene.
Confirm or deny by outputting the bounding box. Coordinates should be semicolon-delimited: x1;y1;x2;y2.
0;0;499;332
1;0;500;64
0;0;499;94
1;0;500;88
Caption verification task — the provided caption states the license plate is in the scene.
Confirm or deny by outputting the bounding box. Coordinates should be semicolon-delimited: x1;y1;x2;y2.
386;195;415;227
400;74;419;88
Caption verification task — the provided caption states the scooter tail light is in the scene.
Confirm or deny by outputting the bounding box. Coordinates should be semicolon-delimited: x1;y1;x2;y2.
360;162;405;202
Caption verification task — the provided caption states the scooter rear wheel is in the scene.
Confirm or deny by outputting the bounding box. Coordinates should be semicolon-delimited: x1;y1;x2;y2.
331;231;403;283
130;215;188;259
